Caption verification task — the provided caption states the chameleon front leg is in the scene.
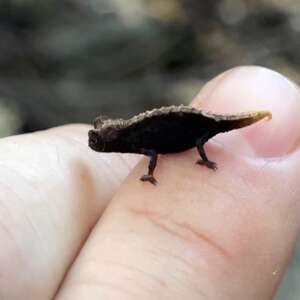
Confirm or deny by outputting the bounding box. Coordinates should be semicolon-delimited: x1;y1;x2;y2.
140;149;158;185
195;137;217;171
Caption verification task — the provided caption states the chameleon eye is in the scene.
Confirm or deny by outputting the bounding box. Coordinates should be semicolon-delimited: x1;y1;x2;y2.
93;115;109;129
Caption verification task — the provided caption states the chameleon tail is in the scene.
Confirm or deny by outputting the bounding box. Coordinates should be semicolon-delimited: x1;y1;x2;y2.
212;110;272;132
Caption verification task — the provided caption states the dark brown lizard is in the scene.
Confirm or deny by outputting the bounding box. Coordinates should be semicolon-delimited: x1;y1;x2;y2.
88;105;271;185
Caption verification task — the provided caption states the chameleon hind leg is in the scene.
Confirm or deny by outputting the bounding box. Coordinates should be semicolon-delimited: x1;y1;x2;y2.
196;137;217;171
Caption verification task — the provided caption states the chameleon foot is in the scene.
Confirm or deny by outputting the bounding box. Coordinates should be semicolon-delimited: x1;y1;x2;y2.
196;159;217;171
140;174;157;185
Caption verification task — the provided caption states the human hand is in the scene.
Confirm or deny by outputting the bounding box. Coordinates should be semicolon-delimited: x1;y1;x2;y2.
1;66;300;300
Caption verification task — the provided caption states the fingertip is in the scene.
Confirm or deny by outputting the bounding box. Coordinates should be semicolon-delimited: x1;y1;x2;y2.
193;66;300;157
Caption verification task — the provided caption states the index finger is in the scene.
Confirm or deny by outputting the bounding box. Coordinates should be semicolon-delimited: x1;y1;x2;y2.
0;124;140;300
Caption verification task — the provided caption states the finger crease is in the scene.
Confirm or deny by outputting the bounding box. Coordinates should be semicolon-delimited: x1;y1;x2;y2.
128;207;230;261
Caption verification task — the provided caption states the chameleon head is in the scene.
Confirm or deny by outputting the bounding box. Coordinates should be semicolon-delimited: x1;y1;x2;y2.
88;127;120;152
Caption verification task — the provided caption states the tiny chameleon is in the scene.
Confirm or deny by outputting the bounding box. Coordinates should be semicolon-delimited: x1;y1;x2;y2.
88;105;272;185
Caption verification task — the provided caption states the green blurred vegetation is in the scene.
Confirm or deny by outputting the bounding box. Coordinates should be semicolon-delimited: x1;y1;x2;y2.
0;0;299;136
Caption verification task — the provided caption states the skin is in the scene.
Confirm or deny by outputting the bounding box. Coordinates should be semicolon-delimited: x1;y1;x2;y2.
1;66;300;300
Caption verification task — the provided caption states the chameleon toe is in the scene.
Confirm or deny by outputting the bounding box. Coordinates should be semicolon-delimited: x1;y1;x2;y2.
140;174;157;185
196;159;218;171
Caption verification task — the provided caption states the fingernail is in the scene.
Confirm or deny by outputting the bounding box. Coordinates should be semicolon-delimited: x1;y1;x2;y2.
192;66;300;158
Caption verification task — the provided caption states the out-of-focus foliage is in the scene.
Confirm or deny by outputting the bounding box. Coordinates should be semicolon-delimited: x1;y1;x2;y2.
0;0;299;136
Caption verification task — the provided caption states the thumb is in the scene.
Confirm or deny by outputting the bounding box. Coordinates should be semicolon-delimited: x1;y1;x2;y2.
56;66;300;300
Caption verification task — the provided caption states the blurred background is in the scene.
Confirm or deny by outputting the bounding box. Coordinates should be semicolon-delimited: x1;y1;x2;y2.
1;0;300;137
0;0;299;298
